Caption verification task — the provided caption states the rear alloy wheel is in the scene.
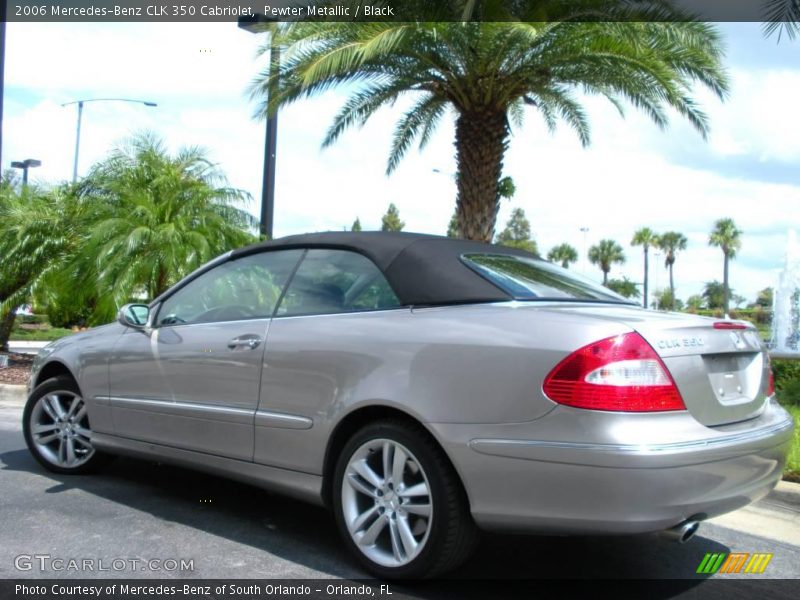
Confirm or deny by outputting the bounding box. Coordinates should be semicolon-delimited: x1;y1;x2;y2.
333;420;478;579
23;375;108;474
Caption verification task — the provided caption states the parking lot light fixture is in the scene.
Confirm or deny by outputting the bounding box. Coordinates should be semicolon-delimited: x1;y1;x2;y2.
238;13;280;239
11;158;42;185
62;98;158;183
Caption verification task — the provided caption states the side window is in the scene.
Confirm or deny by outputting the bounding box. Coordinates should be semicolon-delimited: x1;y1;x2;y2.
277;249;401;317
157;250;303;326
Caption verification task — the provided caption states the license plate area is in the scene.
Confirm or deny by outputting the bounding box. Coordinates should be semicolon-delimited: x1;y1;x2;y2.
703;352;761;405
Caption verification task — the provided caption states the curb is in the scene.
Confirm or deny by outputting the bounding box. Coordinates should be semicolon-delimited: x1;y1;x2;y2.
771;480;800;507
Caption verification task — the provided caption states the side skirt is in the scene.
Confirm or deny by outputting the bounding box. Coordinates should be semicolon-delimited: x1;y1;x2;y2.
92;432;324;506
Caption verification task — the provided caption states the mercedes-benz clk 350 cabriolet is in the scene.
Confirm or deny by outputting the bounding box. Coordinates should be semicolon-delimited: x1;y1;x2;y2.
23;232;792;578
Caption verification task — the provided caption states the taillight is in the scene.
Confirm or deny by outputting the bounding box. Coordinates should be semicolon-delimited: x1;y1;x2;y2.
767;369;775;397
543;332;686;412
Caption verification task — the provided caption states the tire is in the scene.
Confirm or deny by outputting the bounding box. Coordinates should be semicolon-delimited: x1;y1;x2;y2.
22;375;111;475
333;419;478;579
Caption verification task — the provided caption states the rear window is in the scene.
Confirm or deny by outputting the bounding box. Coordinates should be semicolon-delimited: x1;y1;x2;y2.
462;253;635;303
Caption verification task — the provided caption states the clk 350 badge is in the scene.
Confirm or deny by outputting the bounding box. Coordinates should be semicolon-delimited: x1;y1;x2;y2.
657;337;705;349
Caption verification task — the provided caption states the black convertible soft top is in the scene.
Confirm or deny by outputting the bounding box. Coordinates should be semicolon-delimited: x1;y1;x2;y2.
231;231;537;306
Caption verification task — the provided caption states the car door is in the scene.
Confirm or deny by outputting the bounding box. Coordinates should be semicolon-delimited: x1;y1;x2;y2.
253;248;405;472
109;249;303;460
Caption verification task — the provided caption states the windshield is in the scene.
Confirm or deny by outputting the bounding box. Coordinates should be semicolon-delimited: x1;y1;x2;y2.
462;253;636;304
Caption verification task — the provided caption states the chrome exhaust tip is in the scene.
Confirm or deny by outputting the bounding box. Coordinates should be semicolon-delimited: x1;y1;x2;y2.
661;520;700;544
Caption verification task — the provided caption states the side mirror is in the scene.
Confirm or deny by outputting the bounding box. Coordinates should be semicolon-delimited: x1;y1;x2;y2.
118;304;150;329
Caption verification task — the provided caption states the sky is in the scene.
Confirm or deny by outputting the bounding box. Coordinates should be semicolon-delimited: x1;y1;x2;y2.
2;21;799;305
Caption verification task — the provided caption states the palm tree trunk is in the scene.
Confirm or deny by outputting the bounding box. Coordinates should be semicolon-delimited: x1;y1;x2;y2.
455;110;509;242
603;269;608;284
669;263;675;298
642;247;649;309
0;308;16;353
723;253;730;314
153;266;169;300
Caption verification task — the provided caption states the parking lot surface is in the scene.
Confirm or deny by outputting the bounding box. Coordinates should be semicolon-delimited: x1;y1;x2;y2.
1;391;798;597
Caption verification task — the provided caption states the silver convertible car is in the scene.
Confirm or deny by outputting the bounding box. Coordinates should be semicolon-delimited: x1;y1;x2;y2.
24;232;792;578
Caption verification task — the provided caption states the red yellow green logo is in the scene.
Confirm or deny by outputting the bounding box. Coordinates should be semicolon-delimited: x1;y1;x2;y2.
696;552;773;574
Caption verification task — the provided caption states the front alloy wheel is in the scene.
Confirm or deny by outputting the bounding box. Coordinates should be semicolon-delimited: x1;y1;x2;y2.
333;420;478;579
23;375;107;474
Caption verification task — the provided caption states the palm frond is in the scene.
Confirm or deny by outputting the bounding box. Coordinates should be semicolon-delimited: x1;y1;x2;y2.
387;95;448;174
763;0;800;40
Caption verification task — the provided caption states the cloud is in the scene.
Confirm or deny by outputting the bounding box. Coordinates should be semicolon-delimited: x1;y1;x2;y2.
3;21;798;305
4;22;267;101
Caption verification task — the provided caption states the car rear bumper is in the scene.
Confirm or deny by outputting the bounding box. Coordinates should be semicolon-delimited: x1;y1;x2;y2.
429;400;794;534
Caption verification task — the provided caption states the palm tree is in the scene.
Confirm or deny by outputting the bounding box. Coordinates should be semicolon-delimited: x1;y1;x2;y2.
708;218;742;314
588;239;625;284
631;227;659;309
763;0;800;40
547;243;578;269
0;180;35;350
657;231;688;308
250;8;728;241
703;280;727;310
77;133;258;312
653;288;681;311
0;181;90;350
606;277;641;299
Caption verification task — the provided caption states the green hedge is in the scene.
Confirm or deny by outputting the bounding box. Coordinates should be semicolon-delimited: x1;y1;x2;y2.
773;357;800;405
686;307;772;325
18;313;48;325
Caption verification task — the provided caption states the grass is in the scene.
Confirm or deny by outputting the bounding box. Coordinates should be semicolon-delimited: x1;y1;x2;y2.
784;404;800;483
10;324;74;342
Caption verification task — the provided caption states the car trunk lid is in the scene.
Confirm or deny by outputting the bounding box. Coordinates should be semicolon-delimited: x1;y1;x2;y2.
535;304;771;426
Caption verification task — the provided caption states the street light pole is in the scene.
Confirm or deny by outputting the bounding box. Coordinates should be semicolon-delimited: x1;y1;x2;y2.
580;227;590;274
0;4;6;172
73;101;84;183
62;98;157;183
238;14;280;240
262;43;280;240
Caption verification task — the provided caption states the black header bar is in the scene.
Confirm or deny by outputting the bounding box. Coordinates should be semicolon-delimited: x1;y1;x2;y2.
3;1;798;23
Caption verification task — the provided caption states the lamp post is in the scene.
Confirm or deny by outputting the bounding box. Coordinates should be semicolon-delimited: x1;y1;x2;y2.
238;13;280;240
62;98;157;183
11;159;42;185
653;251;662;309
0;3;6;171
580;227;590;274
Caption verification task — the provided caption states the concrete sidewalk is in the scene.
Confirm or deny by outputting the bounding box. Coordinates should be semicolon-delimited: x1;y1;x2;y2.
709;480;800;546
7;340;49;355
0;383;26;404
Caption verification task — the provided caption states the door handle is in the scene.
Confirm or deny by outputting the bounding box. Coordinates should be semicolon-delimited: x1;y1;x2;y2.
227;334;262;350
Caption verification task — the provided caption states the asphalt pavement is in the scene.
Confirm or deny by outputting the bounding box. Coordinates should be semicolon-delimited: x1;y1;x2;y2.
1;385;798;595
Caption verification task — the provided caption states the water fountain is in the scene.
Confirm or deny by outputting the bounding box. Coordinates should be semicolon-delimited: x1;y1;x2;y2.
771;229;800;356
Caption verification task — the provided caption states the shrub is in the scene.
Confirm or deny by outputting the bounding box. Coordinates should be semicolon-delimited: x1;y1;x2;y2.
45;300;94;329
19;314;48;325
773;358;800;406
